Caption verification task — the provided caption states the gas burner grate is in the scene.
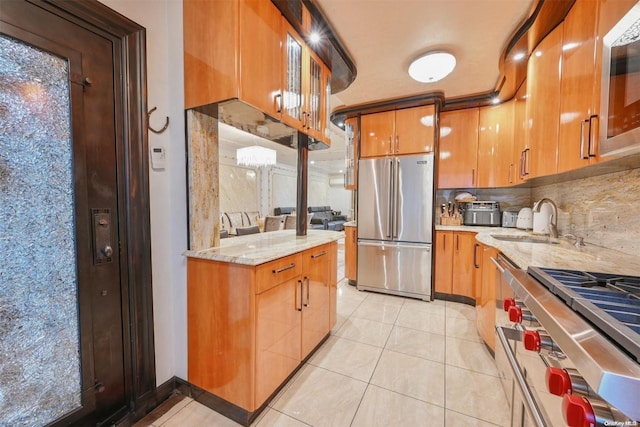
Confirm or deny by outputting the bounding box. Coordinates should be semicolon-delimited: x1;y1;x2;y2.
528;266;640;362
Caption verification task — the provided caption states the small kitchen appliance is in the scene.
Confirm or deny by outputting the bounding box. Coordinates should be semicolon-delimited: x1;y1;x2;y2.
501;207;520;228
462;201;501;226
515;207;533;230
532;202;554;234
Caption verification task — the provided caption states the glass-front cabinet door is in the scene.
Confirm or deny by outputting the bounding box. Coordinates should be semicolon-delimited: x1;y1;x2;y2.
306;50;323;139
282;20;304;130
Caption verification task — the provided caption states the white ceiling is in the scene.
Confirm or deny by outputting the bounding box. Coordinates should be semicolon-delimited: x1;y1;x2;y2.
317;0;535;107
221;0;535;174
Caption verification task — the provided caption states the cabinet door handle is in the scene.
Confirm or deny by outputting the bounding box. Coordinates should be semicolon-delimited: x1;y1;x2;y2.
297;279;303;311
455;234;459;251
443;234;446;250
580;119;589;159
395;135;399;153
304;277;310;307
273;263;295;274
311;251;327;259
275;93;282;113
523;148;530;176
588;115;598;157
473;243;480;268
508;163;513;184
471;168;476;186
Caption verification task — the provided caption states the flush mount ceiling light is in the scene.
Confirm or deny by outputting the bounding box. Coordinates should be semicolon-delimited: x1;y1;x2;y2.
236;146;276;168
408;51;456;83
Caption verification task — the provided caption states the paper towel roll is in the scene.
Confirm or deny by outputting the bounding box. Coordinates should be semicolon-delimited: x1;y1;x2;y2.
532;204;553;234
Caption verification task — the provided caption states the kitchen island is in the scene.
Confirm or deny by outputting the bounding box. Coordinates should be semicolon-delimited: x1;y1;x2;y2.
184;230;342;426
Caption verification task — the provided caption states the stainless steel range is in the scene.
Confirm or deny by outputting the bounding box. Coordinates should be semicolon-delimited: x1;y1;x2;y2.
493;255;640;427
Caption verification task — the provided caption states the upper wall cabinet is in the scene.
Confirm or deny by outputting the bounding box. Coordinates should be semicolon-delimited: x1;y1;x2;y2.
513;81;529;183
525;22;563;179
184;0;281;114
558;0;602;173
278;16;332;143
438;108;479;189
360;105;435;158
478;102;515;187
184;0;331;144
344;117;358;190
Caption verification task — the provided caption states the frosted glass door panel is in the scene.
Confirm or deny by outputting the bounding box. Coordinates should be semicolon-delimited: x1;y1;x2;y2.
0;34;81;425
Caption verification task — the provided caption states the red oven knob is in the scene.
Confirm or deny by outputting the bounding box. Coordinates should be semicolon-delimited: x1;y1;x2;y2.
546;367;572;396
563;394;596;427
503;297;516;312
508;305;522;323
523;330;541;352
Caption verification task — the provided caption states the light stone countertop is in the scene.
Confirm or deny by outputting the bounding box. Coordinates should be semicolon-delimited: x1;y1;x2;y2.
344;221;356;227
436;225;640;276
183;229;344;265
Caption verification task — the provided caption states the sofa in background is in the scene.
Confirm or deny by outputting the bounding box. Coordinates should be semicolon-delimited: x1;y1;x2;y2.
274;207;295;216
308;206;347;231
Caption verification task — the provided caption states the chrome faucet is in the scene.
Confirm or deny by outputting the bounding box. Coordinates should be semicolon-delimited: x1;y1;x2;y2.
533;198;558;238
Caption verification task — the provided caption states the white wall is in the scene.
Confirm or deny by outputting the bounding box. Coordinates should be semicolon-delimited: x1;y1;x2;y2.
98;0;187;383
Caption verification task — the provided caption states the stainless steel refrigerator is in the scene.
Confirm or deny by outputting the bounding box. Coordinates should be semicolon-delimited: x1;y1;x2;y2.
357;153;434;300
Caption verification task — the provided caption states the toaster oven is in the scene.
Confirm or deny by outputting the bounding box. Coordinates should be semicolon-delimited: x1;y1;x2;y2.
463;201;501;226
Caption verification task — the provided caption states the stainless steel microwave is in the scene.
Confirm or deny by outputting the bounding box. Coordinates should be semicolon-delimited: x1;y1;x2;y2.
600;1;640;157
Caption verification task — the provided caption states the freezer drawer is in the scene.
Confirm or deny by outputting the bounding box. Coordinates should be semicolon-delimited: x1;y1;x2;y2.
357;240;432;300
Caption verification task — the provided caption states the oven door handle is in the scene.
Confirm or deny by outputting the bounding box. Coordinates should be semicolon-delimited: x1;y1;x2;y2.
496;325;549;427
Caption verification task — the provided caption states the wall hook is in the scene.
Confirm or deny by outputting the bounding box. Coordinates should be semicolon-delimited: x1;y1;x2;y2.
147;106;169;134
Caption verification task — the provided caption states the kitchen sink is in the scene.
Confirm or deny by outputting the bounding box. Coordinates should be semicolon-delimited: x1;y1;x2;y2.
490;234;559;244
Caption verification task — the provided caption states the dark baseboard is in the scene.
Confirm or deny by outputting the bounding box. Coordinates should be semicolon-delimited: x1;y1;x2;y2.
128;334;332;427
114;377;186;426
433;292;476;306
347;279;357;286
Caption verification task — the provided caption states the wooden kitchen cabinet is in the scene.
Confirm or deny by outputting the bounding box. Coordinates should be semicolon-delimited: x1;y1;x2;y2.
434;231;478;300
345;225;357;282
184;0;330;143
360;105;435;158
434;231;454;294
360;111;394;157
184;0;282;115
282;19;331;144
477;245;499;351
239;0;283;119
255;276;301;405
395;105;436;154
525;23;563;179
513;81;529;183
301;246;331;358
478;102;515;187
558;0;602;173
344;117;359;190
187;243;336;413
438;108;479;189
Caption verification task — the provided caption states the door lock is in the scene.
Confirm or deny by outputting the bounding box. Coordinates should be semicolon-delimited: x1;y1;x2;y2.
92;209;113;265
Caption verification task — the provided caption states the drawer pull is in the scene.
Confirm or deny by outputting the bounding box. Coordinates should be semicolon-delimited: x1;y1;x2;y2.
311;251;327;259
272;263;295;274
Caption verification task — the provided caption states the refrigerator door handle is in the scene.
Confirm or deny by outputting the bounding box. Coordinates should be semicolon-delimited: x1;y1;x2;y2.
394;157;400;239
387;158;394;238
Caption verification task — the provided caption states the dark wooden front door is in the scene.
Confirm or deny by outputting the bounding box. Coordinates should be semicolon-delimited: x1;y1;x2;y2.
1;1;153;425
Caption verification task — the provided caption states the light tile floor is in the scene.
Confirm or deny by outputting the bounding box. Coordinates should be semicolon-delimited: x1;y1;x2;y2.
141;279;510;427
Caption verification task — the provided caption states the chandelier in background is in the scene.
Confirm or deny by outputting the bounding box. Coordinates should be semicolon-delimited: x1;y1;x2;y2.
236;146;277;168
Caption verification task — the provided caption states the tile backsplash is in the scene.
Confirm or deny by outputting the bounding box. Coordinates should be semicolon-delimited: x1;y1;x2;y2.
437;167;640;258
532;168;640;257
